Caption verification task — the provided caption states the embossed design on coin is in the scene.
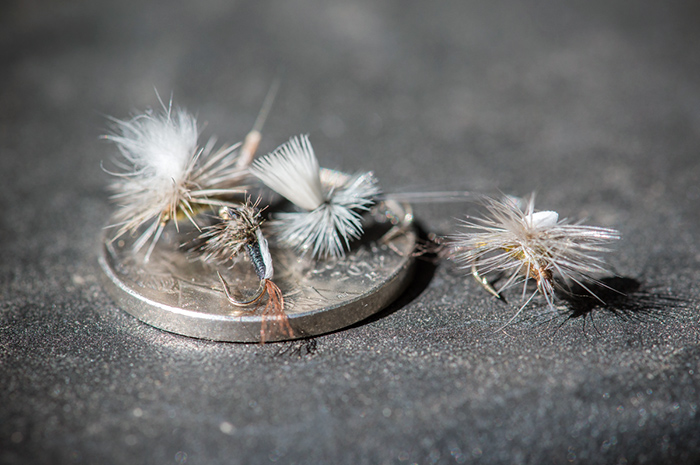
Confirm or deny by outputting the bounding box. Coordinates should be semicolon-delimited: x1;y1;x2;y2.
99;203;416;342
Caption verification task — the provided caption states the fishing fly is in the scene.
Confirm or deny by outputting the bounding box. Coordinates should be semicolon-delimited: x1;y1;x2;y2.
104;82;280;262
199;198;292;342
104;101;246;261
249;134;382;259
450;193;620;328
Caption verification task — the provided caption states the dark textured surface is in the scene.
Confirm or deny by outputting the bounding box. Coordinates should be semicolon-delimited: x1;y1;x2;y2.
2;1;700;464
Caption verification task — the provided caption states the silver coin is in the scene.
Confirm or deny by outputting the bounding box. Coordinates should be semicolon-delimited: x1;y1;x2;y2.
99;200;416;342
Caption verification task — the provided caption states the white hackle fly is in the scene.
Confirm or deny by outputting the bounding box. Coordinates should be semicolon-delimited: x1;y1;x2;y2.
450;193;620;328
249;134;381;259
198;198;292;342
104;82;280;262
104;101;248;262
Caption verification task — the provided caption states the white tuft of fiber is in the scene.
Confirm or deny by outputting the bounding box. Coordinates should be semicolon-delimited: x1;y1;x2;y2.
107;107;198;188
249;135;325;211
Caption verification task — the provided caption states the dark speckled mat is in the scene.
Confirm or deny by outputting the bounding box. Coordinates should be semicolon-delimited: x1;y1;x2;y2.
1;1;699;463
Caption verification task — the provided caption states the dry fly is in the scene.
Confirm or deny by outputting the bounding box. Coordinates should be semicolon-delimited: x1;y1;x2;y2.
199;198;292;342
249;134;381;259
450;193;620;328
104;83;279;262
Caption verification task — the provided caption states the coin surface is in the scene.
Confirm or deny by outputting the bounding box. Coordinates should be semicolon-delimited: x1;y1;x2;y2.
99;201;416;342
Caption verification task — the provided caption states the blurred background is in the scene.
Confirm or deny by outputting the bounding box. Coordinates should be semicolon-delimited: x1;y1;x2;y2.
1;1;699;464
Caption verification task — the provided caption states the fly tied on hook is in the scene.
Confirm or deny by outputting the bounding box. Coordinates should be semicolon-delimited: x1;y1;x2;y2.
199;198;293;342
249;134;382;259
449;193;621;330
